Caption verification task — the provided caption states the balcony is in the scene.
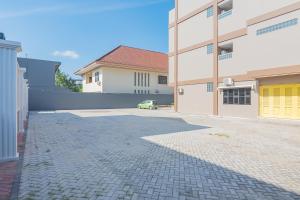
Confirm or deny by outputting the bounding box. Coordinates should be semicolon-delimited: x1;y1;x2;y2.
218;43;233;61
218;0;233;20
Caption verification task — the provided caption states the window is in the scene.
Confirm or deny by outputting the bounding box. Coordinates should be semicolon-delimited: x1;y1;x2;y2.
148;73;150;87
207;6;213;18
207;82;213;92
138;90;140;94
141;73;144;87
223;88;251;105
148;90;150;94
207;44;213;54
95;72;99;82
86;73;92;84
134;90;136;94
219;43;233;60
218;0;233;20
144;73;147;87
257;18;298;36
158;75;168;84
134;72;136;86
138;72;140;86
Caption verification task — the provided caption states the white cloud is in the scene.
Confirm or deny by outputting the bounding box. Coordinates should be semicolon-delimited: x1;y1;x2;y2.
52;50;80;59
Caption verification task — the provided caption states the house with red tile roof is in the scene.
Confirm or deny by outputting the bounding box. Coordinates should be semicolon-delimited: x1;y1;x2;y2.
75;46;172;94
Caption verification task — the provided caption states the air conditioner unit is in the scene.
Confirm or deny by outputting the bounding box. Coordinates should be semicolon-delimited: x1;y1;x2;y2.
96;81;102;86
223;78;234;86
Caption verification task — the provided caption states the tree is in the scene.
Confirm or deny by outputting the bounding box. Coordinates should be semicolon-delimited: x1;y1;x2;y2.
55;69;82;92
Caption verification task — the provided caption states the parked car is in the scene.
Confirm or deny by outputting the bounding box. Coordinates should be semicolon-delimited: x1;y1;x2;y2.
137;100;158;110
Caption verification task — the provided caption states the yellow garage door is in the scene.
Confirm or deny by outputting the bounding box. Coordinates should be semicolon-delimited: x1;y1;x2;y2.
260;84;300;120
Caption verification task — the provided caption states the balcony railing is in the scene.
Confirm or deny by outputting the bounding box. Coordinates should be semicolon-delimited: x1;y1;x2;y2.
218;9;232;20
219;52;232;60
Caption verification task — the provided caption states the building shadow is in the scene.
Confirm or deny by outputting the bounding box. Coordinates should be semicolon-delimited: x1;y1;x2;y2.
21;112;300;200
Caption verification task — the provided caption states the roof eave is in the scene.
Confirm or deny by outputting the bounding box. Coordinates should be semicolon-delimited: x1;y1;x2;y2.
74;61;103;75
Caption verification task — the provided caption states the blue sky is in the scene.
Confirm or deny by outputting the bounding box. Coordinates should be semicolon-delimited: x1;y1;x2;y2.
1;0;174;78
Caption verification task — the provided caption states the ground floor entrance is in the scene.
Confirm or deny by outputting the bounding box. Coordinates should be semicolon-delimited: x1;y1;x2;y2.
260;83;300;120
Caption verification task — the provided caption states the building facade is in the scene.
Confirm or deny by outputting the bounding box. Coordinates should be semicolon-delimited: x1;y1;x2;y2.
169;0;300;119
75;46;173;95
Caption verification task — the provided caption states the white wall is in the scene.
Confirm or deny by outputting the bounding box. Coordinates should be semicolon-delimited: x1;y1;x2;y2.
218;1;247;35
178;84;213;115
82;68;103;93
178;0;212;18
169;27;175;53
168;56;175;84
178;47;213;81
178;12;213;49
245;0;300;19
169;9;175;24
83;67;173;94
219;10;300;77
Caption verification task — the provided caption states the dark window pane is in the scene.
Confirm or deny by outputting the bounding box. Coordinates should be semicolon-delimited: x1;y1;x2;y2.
239;88;245;96
234;97;239;104
229;97;234;104
239;97;245;104
134;72;136;86
223;90;228;97
229;89;233;97
158;76;168;84
223;96;228;104
246;88;251;95
246;97;251;105
234;89;239;96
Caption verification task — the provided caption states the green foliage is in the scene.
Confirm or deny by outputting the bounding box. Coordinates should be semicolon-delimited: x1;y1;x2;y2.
55;69;82;92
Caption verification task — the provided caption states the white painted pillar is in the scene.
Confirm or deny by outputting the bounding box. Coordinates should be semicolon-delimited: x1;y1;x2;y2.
0;39;22;162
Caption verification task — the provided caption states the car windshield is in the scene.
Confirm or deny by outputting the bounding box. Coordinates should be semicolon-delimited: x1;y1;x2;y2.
152;101;157;105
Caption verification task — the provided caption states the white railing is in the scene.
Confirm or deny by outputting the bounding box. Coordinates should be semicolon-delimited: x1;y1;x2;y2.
0;39;28;162
218;9;232;20
219;52;233;60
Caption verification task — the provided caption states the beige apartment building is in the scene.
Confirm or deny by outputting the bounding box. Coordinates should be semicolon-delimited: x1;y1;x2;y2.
169;0;300;119
75;46;172;94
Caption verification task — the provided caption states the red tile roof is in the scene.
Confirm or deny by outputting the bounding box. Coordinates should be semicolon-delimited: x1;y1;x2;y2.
75;46;168;75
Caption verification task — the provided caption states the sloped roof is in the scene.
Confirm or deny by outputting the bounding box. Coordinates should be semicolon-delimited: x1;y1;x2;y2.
75;46;168;75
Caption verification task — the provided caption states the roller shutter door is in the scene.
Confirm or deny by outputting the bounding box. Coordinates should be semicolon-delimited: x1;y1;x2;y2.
260;84;300;119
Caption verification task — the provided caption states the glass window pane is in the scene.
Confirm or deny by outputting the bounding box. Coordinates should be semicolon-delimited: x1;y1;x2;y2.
229;97;234;104
239;88;245;96
223;90;228;97
246;97;251;105
229;89;233;97
239;97;245;104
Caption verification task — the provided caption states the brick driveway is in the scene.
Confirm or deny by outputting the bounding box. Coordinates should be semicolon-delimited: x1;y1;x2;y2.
19;109;300;200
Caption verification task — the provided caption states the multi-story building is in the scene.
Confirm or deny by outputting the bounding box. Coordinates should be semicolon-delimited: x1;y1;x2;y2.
75;46;172;95
169;0;300;119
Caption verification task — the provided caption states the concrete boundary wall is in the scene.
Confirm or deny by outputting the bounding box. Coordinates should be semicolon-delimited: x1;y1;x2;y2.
29;89;173;111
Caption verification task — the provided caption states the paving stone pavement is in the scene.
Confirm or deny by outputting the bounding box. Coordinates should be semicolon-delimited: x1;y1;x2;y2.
18;109;300;200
